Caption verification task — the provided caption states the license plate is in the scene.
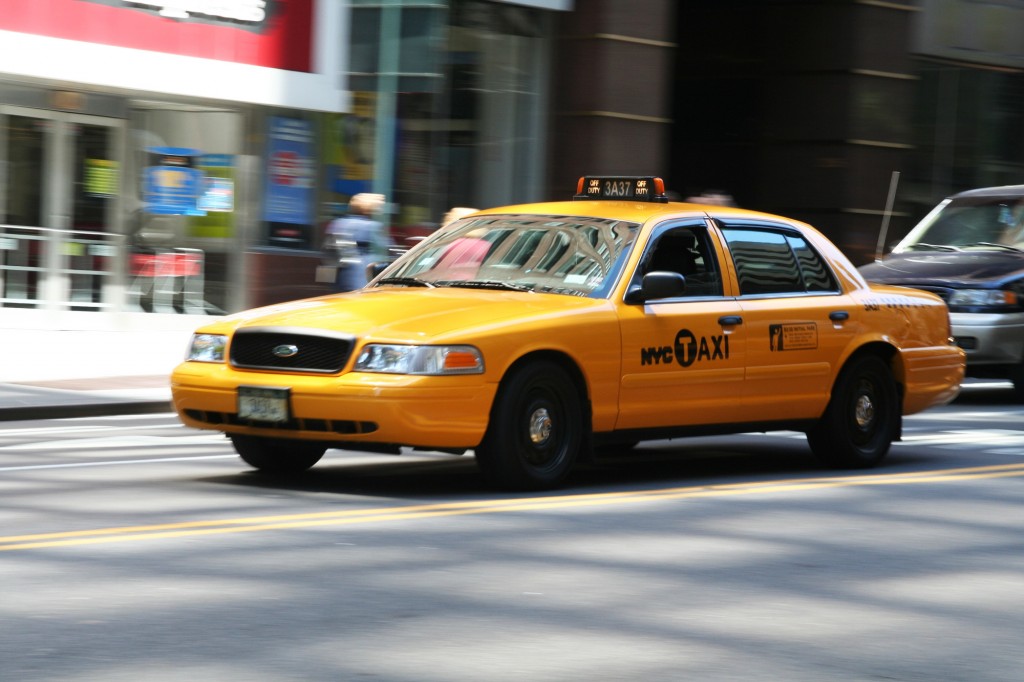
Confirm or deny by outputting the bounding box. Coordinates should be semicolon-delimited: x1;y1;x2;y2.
238;386;290;423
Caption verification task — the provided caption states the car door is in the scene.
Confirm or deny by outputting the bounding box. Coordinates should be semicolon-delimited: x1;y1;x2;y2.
717;221;856;421
616;220;748;430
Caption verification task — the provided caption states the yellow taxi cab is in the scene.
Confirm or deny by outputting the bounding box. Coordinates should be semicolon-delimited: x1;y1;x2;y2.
171;176;965;490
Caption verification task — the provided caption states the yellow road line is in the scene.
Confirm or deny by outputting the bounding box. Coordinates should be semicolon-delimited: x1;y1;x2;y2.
4;463;1024;551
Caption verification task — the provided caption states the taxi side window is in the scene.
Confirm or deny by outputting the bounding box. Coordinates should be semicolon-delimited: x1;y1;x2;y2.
722;226;838;296
646;227;723;296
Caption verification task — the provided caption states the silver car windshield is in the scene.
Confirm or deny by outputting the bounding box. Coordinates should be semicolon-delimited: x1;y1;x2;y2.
374;214;640;297
894;196;1024;253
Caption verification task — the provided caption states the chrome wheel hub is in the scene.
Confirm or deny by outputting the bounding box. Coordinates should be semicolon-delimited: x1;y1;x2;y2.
854;393;875;429
529;407;553;445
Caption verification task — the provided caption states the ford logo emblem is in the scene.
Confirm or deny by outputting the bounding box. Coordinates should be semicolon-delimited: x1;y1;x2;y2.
272;344;299;358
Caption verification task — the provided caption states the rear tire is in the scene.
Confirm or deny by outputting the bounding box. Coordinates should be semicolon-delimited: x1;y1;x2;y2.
230;435;326;474
475;361;584;491
1008;361;1024;401
807;355;899;468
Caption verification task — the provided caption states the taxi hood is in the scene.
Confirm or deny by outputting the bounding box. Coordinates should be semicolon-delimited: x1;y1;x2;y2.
221;288;607;341
859;250;1024;288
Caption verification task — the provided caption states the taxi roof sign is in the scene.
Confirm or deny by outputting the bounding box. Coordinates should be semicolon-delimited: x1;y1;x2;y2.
574;176;667;202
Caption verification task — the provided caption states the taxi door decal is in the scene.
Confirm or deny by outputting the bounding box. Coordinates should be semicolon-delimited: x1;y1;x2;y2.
769;322;818;351
639;328;730;367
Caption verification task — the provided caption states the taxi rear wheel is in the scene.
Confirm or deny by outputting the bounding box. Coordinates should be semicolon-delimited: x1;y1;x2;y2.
807;355;899;468
476;361;583;491
230;435;326;474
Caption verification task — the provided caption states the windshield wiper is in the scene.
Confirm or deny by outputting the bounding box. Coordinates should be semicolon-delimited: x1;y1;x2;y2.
905;243;961;252
441;280;533;292
376;277;435;287
961;241;1024;253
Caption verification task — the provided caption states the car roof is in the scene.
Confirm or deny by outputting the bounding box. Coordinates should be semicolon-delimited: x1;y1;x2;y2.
950;184;1024;200
471;199;794;225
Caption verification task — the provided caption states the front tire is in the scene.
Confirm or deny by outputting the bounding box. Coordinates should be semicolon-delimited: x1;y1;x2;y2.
230;435;326;474
475;361;584;491
807;355;899;468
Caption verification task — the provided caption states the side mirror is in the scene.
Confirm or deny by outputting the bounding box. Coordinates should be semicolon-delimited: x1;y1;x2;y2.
624;271;686;304
366;260;392;280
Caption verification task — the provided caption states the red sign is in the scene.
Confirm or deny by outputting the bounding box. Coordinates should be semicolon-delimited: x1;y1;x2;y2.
0;0;313;73
131;251;203;278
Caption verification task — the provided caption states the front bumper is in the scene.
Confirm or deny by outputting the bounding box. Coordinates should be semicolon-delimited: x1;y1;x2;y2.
170;362;498;450
950;311;1024;366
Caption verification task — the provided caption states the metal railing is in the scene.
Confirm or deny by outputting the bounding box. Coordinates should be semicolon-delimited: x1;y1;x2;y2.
0;224;207;313
0;224;122;310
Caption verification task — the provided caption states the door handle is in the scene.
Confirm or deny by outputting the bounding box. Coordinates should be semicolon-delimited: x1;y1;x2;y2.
829;311;849;322
718;315;743;326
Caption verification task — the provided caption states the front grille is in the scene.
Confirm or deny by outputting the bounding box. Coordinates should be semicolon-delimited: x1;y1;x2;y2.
230;328;355;373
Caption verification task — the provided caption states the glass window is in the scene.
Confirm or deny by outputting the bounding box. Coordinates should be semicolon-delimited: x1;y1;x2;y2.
69;123;118;310
378;214;638;298
1;115;46;308
722;227;803;295
535;231;571;272
348;7;381;90
399;8;444;90
2;115;44;228
127;106;244;315
895;194;1024;251
788;234;838;292
642;226;723;297
343;1;551;235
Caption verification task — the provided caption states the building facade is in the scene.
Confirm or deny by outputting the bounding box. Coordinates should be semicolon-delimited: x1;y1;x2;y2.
0;0;571;331
671;0;1024;264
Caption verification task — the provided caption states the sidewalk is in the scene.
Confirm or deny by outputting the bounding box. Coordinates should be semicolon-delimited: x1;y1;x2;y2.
0;315;201;421
0;375;172;420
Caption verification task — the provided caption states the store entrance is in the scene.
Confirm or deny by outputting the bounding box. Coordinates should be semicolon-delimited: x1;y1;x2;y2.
1;107;123;311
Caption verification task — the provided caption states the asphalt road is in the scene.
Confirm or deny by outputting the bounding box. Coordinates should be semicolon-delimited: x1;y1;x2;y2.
1;383;1022;681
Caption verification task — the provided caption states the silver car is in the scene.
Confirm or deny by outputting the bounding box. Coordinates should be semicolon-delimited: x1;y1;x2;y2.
860;185;1024;398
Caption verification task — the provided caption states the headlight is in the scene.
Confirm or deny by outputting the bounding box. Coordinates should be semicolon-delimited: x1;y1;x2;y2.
355;344;484;375
947;289;1018;307
186;334;227;363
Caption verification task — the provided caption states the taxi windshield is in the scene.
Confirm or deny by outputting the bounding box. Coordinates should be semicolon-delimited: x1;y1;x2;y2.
895;196;1024;253
374;214;640;297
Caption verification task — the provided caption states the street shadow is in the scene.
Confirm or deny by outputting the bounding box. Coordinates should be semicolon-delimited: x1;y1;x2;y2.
197;434;887;500
199;452;489;499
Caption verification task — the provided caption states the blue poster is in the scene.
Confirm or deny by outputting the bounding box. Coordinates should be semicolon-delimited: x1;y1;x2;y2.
143;147;205;216
263;117;315;225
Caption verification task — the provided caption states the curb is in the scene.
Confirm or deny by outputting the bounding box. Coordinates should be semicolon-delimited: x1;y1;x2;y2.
0;400;174;422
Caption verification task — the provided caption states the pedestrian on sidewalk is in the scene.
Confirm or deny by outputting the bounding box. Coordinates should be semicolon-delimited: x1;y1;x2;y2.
322;193;389;291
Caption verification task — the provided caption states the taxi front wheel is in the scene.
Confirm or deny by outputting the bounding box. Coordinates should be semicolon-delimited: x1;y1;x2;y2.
476;361;583;491
230;435;327;474
807;355;899;468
